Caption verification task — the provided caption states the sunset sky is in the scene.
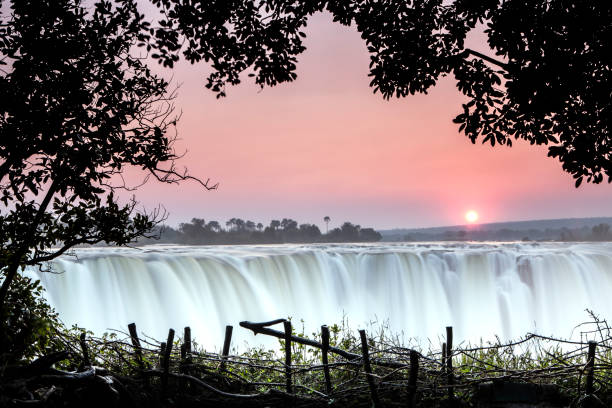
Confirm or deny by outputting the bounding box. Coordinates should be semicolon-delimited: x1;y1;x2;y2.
129;12;612;231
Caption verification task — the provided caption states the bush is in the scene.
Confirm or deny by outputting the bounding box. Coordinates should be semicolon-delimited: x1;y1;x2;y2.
0;273;62;364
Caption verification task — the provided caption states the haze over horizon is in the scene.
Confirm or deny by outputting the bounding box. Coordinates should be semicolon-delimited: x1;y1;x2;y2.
124;11;612;231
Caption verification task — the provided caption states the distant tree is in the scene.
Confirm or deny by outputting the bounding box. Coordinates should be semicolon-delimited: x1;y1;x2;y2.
191;218;206;229
226;218;246;232
330;222;360;242
206;221;221;233
256;222;264;231
324;216;331;234
281;218;298;231
299;223;322;241
592;223;611;241
236;218;246;231
270;220;281;230
245;220;256;231
179;218;207;243
359;228;382;242
263;226;278;241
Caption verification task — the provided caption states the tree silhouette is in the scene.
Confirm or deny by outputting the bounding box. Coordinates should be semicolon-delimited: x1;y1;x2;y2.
592;223;611;241
206;221;221;233
324;216;331;234
151;0;610;186
226;218;246;232
299;223;322;240
179;218;207;243
281;218;298;231
0;0;218;311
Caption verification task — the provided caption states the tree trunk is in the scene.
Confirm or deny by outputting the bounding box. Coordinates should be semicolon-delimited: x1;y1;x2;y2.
0;260;21;312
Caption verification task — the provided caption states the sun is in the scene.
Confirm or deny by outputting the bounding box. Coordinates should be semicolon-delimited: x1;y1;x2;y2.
465;210;479;224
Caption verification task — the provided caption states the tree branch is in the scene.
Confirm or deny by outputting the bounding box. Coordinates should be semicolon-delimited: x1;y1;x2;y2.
0;177;61;308
0;159;11;183
28;239;100;264
464;48;508;70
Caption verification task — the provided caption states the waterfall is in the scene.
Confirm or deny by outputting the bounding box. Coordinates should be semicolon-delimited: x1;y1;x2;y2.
28;242;612;350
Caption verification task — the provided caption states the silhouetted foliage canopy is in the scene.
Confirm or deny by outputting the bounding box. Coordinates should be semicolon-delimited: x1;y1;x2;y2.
0;0;216;314
148;0;611;186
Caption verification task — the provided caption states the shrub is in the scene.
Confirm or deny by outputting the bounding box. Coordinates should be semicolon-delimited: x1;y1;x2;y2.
0;273;62;364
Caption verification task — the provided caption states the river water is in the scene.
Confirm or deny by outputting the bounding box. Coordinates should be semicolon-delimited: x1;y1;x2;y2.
29;242;612;350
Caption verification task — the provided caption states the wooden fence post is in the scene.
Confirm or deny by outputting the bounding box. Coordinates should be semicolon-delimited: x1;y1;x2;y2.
184;327;191;356
284;321;293;394
446;326;454;404
586;341;597;396
220;325;233;372
321;325;332;394
79;332;90;368
408;349;419;408
441;342;446;372
162;329;175;394
181;326;191;374
128;323;144;371
359;329;380;407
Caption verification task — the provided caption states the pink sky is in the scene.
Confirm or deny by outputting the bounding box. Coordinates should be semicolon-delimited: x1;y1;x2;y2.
127;12;612;230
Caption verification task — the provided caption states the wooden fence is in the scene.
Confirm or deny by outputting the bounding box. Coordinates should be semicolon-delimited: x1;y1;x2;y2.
73;317;610;407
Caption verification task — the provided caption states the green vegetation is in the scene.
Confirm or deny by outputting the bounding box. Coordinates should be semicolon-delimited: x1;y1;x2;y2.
0;275;63;364
140;218;382;245
4;313;612;407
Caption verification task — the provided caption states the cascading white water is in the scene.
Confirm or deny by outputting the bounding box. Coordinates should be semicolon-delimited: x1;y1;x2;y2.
28;242;612;349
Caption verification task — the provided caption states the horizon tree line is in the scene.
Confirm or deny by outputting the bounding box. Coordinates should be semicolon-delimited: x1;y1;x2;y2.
141;217;382;245
396;223;612;242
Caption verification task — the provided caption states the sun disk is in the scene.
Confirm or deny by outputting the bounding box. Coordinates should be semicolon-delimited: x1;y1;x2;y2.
465;210;479;223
